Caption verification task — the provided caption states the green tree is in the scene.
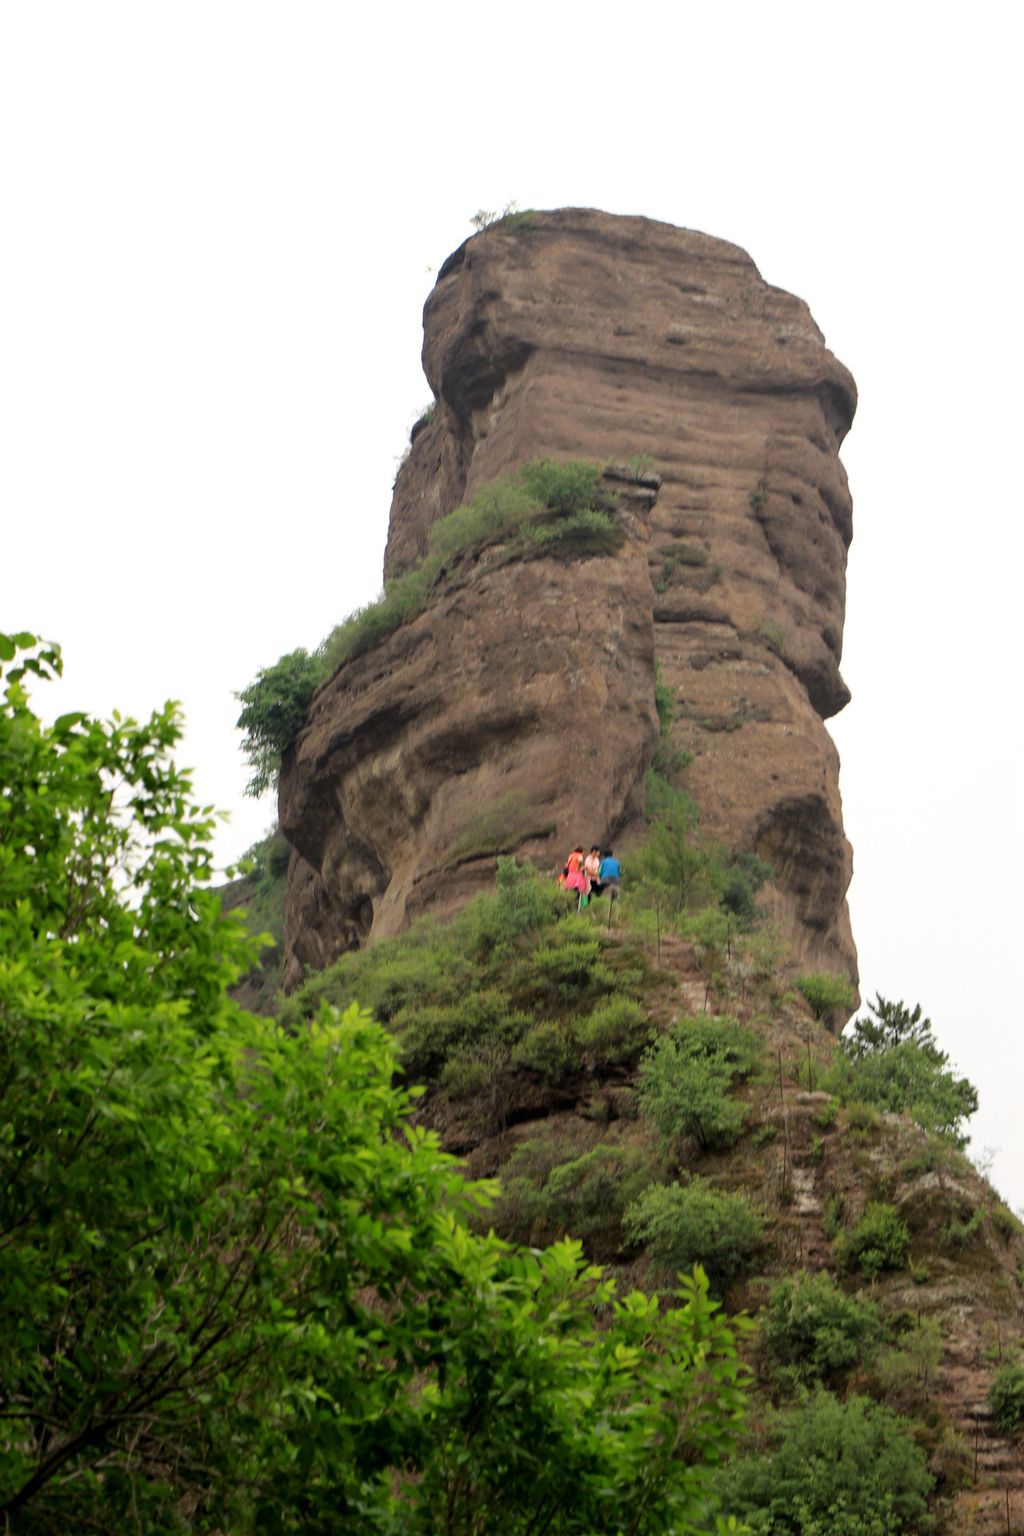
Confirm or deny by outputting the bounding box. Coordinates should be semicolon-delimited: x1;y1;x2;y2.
1;633;752;1534
988;1362;1024;1436
836;1202;911;1280
235;644;321;795
634;775;718;913
830;994;978;1146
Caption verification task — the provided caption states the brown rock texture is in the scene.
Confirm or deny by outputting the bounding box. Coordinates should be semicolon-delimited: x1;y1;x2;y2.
280;471;659;989
281;208;858;993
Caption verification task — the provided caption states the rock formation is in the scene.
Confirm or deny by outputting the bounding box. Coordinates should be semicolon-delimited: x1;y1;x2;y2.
280;209;858;998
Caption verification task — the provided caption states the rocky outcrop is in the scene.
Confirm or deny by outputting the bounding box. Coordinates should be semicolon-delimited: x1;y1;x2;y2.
280;470;659;989
280;208;858;994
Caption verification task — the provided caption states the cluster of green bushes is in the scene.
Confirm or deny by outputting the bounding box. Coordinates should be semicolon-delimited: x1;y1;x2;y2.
760;1271;887;1389
989;1361;1024;1435
834;1201;911;1280
717;1389;933;1535
281;871;781;1295
625;773;773;958
723;1271;953;1531
625;1178;765;1290
492;1135;652;1260
3;632;765;1535
236;460;622;795
280;860;653;1099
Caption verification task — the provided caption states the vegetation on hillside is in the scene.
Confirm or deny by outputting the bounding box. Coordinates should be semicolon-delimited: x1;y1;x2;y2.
236;460;623;796
9;627;1021;1532
1;632;761;1534
825;994;979;1147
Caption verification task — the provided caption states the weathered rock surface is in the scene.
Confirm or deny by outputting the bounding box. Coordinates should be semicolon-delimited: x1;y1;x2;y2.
281;208;858;993
280;472;659;989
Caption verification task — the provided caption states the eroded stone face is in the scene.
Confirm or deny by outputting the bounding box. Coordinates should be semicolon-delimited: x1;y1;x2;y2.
281;209;858;996
279;473;659;991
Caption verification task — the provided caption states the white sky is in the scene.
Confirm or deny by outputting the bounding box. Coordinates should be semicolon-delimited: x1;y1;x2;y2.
3;4;1021;1205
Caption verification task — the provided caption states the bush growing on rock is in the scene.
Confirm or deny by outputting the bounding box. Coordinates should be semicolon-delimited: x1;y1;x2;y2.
235;645;322;796
625;1178;764;1290
835;1202;911;1280
989;1361;1024;1436
717;1390;933;1536
793;971;856;1020
493;1137;652;1258
638;1016;762;1153
512;1019;580;1080
760;1271;887;1388
577;996;654;1068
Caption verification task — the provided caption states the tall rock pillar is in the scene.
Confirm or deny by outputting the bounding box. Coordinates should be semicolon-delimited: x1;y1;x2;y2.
281;209;858;993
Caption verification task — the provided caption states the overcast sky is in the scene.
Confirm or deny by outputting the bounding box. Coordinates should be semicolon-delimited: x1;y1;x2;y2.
3;4;1021;1205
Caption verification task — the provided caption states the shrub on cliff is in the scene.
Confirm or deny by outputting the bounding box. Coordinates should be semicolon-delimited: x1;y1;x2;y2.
631;774;768;932
825;994;978;1147
625;1178;764;1291
760;1272;887;1389
835;1202;911;1280
717;1390;933;1536
234;644;321;796
577;995;654;1068
493;1136;652;1258
638;1016;763;1153
0;633;754;1534
793;971;856;1021
989;1361;1024;1436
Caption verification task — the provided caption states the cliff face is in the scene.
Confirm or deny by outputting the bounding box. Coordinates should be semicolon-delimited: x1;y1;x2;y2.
280;209;858;993
280;468;659;985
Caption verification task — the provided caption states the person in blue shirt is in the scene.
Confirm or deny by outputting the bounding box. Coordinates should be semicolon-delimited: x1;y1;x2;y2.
597;850;621;904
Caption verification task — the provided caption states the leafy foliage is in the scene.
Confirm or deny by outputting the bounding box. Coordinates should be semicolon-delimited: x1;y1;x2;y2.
492;1136;653;1259
234;645;322;796
577;996;655;1068
631;775;769;939
0;633;755;1533
871;1314;943;1404
277;864;648;1104
827;994;978;1147
634;774;719;913
988;1362;1024;1436
718;1390;933;1536
638;1016;763;1153
793;972;856;1021
835;1202;911;1280
625;1179;764;1291
760;1272;886;1388
236;462;622;790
